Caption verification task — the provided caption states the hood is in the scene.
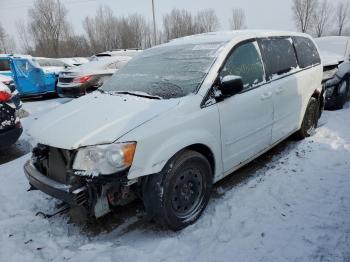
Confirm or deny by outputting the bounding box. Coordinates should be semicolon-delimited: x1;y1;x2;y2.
28;92;180;149
320;51;344;67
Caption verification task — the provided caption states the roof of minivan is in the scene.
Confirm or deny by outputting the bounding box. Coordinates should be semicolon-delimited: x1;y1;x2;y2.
167;30;311;46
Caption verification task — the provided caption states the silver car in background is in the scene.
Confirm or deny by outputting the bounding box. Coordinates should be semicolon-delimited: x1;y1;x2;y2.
57;56;132;98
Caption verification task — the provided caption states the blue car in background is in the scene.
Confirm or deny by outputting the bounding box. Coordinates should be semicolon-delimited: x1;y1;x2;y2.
0;55;68;97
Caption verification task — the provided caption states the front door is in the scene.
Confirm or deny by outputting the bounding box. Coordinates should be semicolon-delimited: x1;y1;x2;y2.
258;37;301;143
217;41;274;173
10;58;46;95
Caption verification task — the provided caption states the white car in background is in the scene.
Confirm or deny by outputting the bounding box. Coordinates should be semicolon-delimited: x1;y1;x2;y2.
315;36;350;67
315;36;350;109
58;57;89;67
25;31;323;230
91;49;142;61
33;57;71;74
57;55;132;97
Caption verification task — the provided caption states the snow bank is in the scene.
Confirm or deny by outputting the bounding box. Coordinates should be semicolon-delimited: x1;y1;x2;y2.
0;100;349;262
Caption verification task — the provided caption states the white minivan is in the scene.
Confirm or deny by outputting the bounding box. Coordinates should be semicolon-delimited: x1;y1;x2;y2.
25;31;323;230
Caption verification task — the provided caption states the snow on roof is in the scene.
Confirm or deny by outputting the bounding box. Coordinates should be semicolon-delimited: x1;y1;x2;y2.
67;56;131;73
0;54;33;59
166;30;312;46
59;57;89;65
96;49;143;57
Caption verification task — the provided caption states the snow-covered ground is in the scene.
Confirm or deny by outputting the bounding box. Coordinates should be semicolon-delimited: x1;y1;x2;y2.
0;99;349;262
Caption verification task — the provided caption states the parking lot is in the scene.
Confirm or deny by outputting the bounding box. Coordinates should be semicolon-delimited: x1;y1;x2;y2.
0;98;349;262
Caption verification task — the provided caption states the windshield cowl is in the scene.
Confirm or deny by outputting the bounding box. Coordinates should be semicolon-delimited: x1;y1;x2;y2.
106;90;162;100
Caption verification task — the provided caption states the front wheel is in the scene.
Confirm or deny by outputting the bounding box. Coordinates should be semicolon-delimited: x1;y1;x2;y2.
295;97;319;140
142;150;213;231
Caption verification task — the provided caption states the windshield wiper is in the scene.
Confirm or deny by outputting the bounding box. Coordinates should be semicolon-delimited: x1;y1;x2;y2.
112;91;162;100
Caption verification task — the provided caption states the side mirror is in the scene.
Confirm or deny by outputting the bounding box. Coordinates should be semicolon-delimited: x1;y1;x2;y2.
218;75;244;97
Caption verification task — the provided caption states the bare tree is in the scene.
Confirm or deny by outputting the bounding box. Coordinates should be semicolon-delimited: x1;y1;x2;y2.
229;8;246;30
335;1;350;36
163;9;197;42
118;14;151;49
195;9;220;33
313;0;333;37
83;6;152;52
83;5;119;53
59;34;91;57
27;0;69;57
292;0;318;33
16;20;35;54
0;22;16;53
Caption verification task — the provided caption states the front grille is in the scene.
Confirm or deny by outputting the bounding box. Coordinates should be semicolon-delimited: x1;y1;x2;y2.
59;77;74;84
0;103;16;131
33;145;74;184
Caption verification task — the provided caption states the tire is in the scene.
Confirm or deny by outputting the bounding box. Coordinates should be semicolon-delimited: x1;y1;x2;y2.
142;150;213;231
295;97;319;140
332;79;349;110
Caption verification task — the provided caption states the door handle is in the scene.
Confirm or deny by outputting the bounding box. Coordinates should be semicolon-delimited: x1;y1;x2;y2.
261;92;272;100
276;87;285;94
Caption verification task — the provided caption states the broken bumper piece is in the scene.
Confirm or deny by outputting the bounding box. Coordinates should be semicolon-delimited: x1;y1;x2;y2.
24;160;87;206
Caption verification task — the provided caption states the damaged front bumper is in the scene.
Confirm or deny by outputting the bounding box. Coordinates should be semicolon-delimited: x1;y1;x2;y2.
24;160;87;206
24;148;138;219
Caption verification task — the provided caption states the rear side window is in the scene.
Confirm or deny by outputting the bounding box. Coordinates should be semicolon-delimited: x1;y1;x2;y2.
0;59;10;71
221;42;265;90
293;36;321;68
259;38;298;79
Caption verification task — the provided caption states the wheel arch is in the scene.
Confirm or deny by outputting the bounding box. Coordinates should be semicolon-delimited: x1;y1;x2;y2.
127;133;222;181
177;143;215;176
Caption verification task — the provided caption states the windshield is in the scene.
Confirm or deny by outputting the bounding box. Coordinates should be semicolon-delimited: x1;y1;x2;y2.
102;42;225;99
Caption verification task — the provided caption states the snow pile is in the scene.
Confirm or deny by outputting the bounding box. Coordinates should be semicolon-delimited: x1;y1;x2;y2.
0;100;349;262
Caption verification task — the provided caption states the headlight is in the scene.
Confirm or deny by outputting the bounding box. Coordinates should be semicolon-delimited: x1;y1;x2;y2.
73;142;136;175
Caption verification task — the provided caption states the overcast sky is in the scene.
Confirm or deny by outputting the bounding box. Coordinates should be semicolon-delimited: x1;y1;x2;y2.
0;0;343;45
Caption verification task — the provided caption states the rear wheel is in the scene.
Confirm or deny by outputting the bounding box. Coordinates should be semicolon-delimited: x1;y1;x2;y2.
142;150;213;231
295;97;319;140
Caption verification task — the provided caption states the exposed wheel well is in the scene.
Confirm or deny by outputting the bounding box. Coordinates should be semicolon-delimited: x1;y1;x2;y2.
183;144;215;176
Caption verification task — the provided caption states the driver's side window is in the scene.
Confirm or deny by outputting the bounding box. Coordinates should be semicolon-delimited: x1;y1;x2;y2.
221;41;265;90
